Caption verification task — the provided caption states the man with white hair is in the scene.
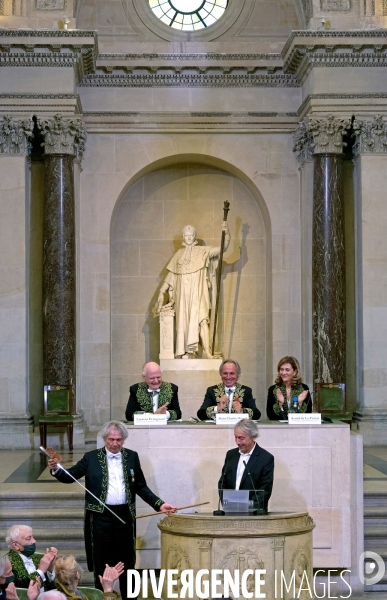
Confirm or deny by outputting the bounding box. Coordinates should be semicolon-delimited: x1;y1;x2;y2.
6;526;56;591
218;419;274;512
0;554;41;600
47;420;176;599
125;361;181;421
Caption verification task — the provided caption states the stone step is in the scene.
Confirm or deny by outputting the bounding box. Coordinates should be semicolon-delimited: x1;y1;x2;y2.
0;492;83;509
364;507;387;517
363;491;387;507
0;508;84;529
0;529;84;552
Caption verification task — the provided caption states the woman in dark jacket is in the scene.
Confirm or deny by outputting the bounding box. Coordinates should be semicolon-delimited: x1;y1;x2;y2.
266;356;312;420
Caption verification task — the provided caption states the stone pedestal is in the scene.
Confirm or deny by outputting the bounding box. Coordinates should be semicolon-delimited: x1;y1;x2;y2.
160;358;222;418
159;309;175;360
158;512;315;600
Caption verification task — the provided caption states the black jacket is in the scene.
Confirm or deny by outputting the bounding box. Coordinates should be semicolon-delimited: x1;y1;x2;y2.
197;383;261;421
218;444;274;511
266;383;312;420
125;381;181;421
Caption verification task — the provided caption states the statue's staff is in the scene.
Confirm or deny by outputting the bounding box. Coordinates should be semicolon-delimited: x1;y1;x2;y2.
211;200;230;355
40;446;126;524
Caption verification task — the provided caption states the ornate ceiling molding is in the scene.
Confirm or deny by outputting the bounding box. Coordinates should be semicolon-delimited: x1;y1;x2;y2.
0;115;33;154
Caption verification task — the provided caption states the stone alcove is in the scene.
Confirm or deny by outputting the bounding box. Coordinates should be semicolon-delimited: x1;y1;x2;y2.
110;159;271;419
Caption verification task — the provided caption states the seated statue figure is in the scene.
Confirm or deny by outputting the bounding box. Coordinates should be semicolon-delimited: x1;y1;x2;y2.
156;222;230;359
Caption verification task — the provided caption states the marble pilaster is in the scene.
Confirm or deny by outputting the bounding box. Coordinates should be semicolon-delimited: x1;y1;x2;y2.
352;116;387;443
37;115;86;395
297;116;350;386
0;116;34;447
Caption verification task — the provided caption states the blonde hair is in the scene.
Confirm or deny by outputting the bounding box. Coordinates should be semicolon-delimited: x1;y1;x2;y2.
54;556;83;588
275;356;303;386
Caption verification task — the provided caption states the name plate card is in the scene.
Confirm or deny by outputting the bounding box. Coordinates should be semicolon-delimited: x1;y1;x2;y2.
134;414;167;426
288;413;322;425
215;413;249;425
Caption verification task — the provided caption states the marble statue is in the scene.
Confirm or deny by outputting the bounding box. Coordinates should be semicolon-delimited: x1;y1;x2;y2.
156;222;230;359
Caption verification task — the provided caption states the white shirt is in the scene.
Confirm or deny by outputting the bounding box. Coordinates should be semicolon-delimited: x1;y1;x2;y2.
20;553;53;582
105;451;126;505
235;444;255;490
148;389;171;420
214;386;236;414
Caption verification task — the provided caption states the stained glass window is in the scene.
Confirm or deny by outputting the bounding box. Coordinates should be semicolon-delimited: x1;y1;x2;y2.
149;0;228;31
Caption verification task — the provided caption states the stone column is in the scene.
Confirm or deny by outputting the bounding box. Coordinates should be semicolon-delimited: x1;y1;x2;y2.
37;115;86;396
308;116;350;385
352;116;387;442
0;115;34;448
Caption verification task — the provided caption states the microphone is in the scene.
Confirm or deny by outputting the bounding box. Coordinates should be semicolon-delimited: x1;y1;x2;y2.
243;460;263;514
213;460;228;516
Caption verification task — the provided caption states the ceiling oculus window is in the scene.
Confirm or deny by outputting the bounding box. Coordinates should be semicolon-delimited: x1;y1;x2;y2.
149;0;228;31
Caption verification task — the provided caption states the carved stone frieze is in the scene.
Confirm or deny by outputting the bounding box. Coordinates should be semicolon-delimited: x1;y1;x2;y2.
308;115;351;154
0;115;33;155
220;547;264;596
320;0;351;9
80;73;298;88
293;119;314;166
353;115;387;156
37;114;86;161
99;52;282;61
35;0;66;9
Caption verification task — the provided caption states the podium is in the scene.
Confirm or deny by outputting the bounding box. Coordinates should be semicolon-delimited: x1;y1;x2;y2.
158;511;315;600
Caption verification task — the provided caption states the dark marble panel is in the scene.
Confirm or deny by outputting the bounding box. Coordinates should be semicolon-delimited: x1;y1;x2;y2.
312;155;346;384
43;155;76;389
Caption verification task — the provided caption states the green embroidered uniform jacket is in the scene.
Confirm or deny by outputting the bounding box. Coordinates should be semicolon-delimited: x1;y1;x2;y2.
51;447;164;572
197;383;261;420
125;381;181;421
7;550;55;591
266;383;312;420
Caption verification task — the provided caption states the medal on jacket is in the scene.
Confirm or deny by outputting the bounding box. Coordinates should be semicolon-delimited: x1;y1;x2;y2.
130;468;135;482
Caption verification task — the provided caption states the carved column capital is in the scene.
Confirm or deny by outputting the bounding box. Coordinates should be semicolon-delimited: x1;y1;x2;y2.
293;119;313;167
37;114;87;162
0;115;33;155
353;115;387;157
308;115;351;155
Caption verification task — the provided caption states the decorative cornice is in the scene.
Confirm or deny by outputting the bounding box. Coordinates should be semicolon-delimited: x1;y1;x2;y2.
99;53;282;61
282;31;387;84
298;92;387;117
353;115;387;157
0;30;97;84
0;115;33;155
37;114;86;160
80;73;298;88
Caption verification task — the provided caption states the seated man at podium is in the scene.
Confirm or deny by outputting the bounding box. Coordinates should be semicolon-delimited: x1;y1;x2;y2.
125;361;182;421
218;419;274;512
197;359;261;420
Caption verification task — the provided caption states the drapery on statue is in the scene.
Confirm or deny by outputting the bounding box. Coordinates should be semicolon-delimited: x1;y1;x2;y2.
156;222;231;359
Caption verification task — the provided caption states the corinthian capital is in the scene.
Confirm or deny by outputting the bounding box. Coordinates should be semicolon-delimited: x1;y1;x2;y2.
37;114;87;161
308;115;351;155
352;115;387;157
0;116;33;155
293;119;313;167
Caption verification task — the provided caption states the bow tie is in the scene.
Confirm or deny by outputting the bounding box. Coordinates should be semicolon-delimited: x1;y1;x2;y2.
106;451;121;459
148;389;160;393
226;387;236;393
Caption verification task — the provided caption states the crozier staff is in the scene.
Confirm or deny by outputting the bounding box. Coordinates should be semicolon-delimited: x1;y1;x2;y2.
47;420;176;599
266;356;312;420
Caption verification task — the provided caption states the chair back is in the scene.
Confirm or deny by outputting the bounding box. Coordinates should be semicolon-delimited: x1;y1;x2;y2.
15;589;28;600
316;383;346;413
78;587;104;600
43;385;74;416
